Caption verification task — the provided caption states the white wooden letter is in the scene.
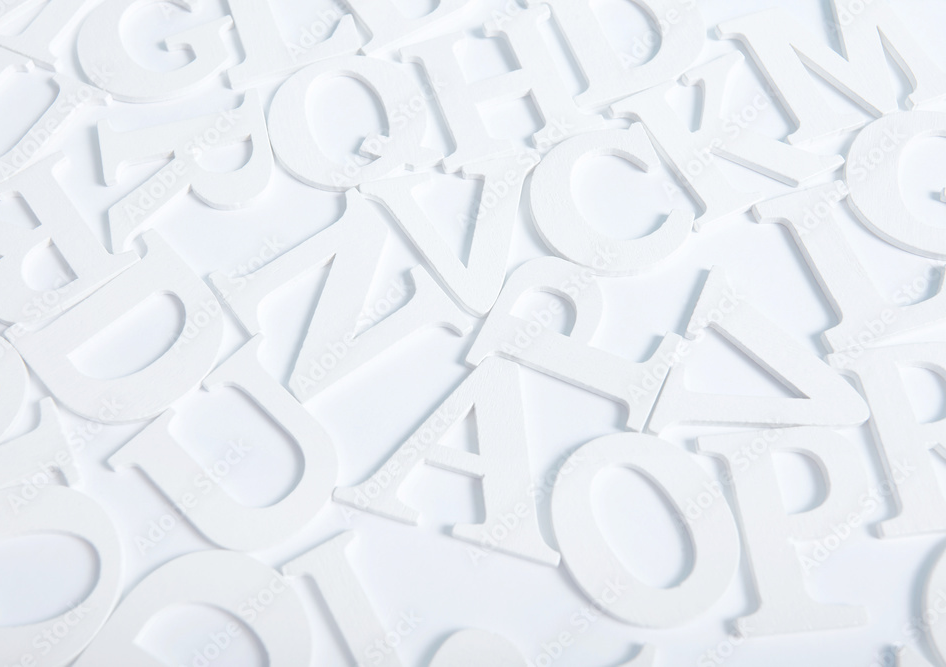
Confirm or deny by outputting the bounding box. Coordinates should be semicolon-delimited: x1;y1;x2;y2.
552;433;740;627
345;0;468;54
268;56;440;190
283;531;404;667
699;427;869;635
0;154;136;326
466;257;683;431
360;152;537;315
830;343;946;538
528;0;705;110
74;550;311;666
717;0;946;143
754;182;946;352
0;58;109;178
0;487;123;667
402;7;605;172
529;127;693;274
76;0;233;102
0;338;27;438
8;231;223;424
647;267;869;432
610;52;843;229
108;336;338;551
226;0;360;89
100;91;273;252
1;419;121;667
209;190;469;403
334;358;560;567
0;0;95;68
846;111;946;260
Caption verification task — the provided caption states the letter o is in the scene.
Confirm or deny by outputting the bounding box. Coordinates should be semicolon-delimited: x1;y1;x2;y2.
551;433;739;627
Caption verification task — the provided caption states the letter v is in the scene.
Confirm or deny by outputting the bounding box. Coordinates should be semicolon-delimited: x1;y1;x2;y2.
360;152;536;316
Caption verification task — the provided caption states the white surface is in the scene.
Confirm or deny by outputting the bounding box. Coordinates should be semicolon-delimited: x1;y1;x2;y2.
1;0;946;665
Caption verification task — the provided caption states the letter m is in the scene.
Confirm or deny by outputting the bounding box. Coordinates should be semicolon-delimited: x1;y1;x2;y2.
718;0;946;144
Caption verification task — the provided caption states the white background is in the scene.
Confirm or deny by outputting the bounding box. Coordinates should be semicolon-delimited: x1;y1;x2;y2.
2;0;946;665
